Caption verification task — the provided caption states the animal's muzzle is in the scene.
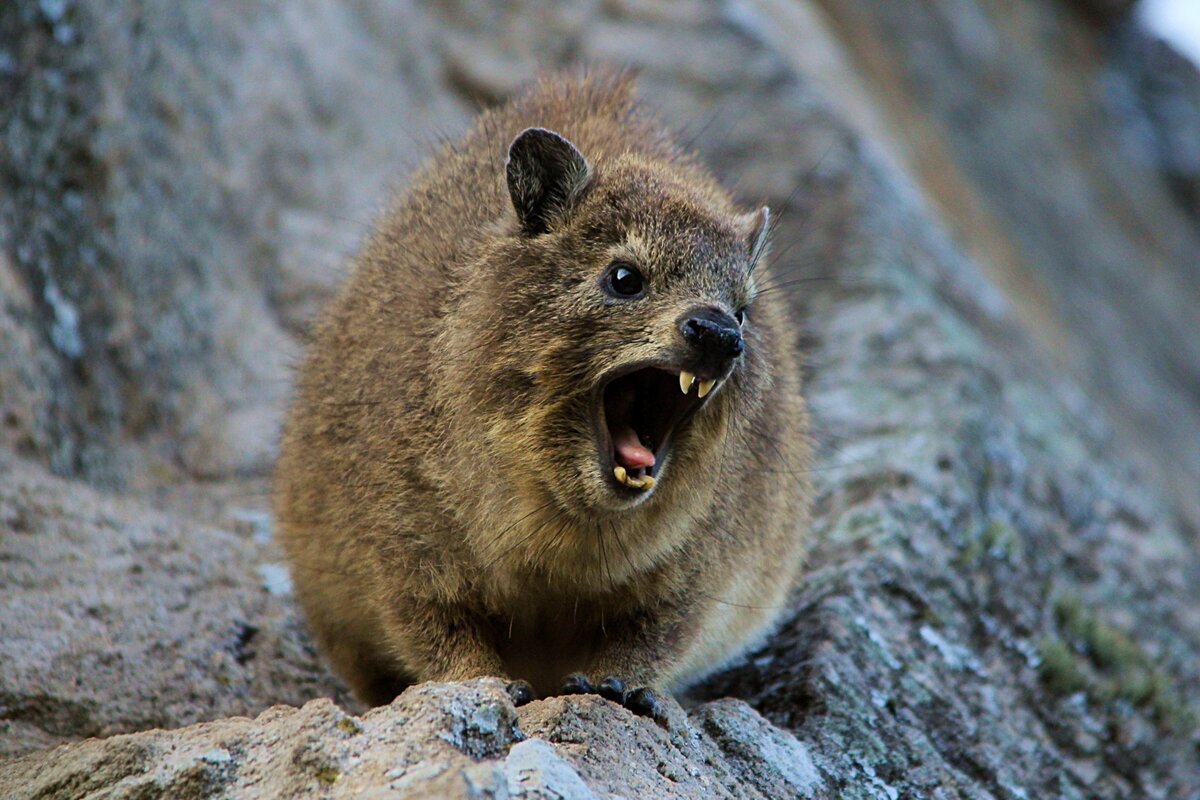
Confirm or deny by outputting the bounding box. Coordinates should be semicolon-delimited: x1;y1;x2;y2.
678;306;744;375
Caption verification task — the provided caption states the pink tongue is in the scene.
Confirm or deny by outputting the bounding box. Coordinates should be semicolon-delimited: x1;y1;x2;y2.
613;424;655;469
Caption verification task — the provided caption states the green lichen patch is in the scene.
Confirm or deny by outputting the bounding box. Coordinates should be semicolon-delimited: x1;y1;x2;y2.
1036;638;1089;696
956;519;1021;566
1053;595;1139;672
1039;594;1196;732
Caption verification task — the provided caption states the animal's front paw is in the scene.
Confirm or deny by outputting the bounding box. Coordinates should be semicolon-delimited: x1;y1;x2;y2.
558;672;594;696
622;686;667;725
506;679;535;706
595;675;628;704
557;673;666;725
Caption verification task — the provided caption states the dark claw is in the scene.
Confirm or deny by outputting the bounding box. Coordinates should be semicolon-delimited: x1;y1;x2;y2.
596;676;627;704
506;680;534;707
559;672;594;695
623;686;667;724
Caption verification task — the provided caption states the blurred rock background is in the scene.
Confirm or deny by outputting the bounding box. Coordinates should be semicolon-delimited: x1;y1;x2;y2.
1;1;1198;797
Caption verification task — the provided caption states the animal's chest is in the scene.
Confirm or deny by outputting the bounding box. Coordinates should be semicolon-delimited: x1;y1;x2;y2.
489;597;613;696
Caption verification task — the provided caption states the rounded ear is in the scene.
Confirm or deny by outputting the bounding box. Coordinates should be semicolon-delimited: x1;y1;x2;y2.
739;206;771;269
506;128;591;237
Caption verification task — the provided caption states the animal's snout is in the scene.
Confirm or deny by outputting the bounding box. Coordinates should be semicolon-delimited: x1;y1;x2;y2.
678;307;744;372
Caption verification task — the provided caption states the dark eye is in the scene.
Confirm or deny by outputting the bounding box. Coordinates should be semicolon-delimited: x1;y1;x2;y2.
605;262;644;297
735;307;747;325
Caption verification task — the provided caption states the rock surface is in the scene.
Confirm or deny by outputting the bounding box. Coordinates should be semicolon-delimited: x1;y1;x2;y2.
0;681;824;800
809;0;1200;530
0;0;464;483
1;0;1199;798
0;452;349;760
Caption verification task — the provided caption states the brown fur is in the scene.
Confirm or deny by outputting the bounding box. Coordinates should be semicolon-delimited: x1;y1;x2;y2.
274;70;812;705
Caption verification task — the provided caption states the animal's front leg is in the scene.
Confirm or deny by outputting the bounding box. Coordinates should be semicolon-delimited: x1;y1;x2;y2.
555;607;686;725
382;600;534;706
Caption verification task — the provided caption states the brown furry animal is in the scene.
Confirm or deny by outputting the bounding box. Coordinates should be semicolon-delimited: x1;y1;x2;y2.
274;70;811;722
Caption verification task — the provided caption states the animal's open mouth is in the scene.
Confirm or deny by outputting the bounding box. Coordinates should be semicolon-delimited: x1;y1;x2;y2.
596;365;721;493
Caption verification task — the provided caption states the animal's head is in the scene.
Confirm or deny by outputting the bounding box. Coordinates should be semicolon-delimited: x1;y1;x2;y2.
441;127;774;520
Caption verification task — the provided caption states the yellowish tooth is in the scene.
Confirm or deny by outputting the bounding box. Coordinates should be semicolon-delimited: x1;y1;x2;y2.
679;370;695;394
614;465;655;491
697;379;716;398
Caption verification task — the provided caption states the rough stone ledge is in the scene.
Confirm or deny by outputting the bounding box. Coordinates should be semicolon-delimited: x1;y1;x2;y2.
0;679;823;800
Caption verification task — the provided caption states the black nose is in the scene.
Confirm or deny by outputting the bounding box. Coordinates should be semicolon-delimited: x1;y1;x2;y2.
679;307;744;366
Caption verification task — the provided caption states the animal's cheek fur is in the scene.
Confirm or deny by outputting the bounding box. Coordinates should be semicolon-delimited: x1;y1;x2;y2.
495;393;592;474
517;413;611;516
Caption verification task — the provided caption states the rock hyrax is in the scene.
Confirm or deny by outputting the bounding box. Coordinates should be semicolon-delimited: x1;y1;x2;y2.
275;70;811;721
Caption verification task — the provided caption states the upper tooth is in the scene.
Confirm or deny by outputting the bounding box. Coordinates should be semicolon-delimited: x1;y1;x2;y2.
679;370;695;394
613;465;627;482
697;379;716;398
